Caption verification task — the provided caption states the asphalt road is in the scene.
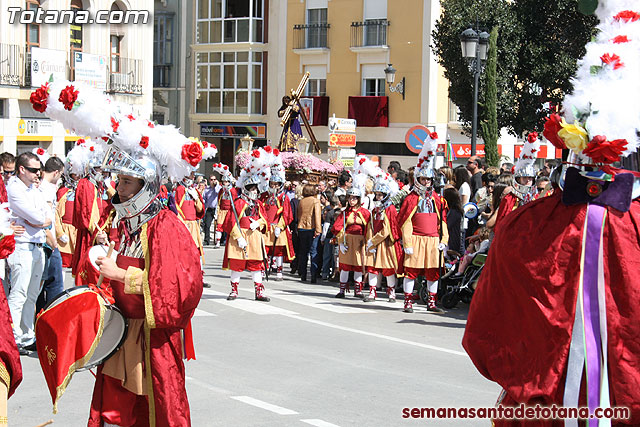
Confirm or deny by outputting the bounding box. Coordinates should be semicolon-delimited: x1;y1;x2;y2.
8;246;500;427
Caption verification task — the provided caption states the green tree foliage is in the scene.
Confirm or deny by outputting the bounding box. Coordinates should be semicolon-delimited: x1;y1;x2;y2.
481;27;500;167
431;0;598;139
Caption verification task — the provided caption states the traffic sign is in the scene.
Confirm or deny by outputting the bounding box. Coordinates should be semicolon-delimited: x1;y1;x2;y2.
405;125;436;154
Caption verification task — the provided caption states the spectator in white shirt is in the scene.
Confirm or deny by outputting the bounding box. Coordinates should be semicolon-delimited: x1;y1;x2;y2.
37;157;65;313
6;152;51;351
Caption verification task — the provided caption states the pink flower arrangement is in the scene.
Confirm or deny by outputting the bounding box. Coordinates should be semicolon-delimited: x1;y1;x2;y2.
236;150;344;174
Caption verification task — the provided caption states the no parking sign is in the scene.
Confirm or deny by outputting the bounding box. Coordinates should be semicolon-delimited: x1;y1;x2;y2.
405;125;436;154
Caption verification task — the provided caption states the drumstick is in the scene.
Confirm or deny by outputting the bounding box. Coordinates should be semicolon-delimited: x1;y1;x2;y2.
96;241;116;288
34;421;53;427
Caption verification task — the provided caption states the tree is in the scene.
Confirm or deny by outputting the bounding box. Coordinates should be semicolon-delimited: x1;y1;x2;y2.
481;27;500;167
431;0;597;140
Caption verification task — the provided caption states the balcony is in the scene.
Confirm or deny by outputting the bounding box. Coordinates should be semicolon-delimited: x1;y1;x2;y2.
0;43;26;86
108;57;143;94
350;20;390;49
293;23;330;50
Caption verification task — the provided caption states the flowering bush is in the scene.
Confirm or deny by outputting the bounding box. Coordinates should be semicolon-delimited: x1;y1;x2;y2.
236;150;344;174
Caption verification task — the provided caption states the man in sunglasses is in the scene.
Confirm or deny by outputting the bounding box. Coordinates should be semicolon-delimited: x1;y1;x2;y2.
5;152;52;353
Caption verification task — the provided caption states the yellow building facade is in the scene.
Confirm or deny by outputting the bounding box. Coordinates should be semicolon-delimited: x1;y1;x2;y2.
285;0;451;170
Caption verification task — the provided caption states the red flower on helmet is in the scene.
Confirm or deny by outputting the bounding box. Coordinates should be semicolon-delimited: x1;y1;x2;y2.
264;146;272;153
543;114;566;150
89;146;95;152
181;141;203;167
77;138;85;146
601;53;624;70
36;148;45;155
30;83;50;113
359;158;366;165
111;117;120;133
223;165;228;170
59;85;79;111
430;131;439;140
612;35;630;44
102;136;110;142
252;149;260;158
582;136;627;164
202;140;209;148
148;121;155;128
273;149;280;156
527;132;538;143
613;10;640;22
140;136;149;149
127;114;135;121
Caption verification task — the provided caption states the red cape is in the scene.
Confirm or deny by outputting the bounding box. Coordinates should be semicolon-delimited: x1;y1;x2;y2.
462;190;640;425
397;191;447;232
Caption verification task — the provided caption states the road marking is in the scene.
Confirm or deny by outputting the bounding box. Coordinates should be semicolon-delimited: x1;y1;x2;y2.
193;308;216;317
301;419;341;427
185;376;231;394
270;291;373;314
204;289;299;315
283;314;466;356
230;396;298;415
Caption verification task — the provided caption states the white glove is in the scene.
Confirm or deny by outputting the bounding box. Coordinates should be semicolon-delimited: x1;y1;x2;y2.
404;247;414;255
237;237;247;249
366;239;373;250
58;234;69;244
438;243;447;251
368;248;377;254
187;188;199;199
339;244;348;254
274;227;281;238
249;219;260;231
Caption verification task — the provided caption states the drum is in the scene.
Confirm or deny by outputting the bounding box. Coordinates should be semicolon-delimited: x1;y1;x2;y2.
38;286;128;372
88;244;118;275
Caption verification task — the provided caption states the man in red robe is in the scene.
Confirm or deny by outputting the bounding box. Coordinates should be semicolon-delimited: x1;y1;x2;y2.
261;179;294;281
463;168;640;425
72;170;118;286
90;148;203;427
172;173;205;262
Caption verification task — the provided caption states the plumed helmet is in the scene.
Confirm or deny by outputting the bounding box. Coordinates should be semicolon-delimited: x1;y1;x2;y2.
347;187;363;198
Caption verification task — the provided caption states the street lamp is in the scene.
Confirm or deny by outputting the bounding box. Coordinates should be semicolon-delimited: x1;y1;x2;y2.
459;27;490;156
383;63;405;100
240;134;254;152
296;136;310;154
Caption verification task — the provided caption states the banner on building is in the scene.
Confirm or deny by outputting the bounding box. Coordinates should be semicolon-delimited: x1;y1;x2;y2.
31;47;67;88
74;52;108;91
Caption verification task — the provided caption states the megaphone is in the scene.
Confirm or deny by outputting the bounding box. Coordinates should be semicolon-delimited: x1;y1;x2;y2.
463;202;479;219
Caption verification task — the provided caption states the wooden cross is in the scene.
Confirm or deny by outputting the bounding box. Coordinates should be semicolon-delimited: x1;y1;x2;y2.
279;72;321;154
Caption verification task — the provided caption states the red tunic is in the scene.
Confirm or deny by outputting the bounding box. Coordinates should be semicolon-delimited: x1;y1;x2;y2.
462;189;640;425
260;192;294;261
174;185;205;221
88;209;203;427
72;178;117;281
0;177;8;204
494;192;519;231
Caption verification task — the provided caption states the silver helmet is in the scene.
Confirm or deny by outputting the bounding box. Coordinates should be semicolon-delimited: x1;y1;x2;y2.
63;157;79;189
512;164;536;197
243;174;261;200
347;187;363;198
268;167;285;194
413;167;434;197
102;145;163;233
373;180;391;207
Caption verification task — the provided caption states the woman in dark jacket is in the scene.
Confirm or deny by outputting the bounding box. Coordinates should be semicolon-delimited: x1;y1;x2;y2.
443;187;464;255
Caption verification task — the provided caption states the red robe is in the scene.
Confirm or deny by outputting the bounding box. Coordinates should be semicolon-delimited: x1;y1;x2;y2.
260;192;294;262
462;189;640;425
88;209;203;427
0;282;22;399
222;198;268;269
494;192;520;231
174;185;205;221
57;187;76;268
72;178;118;283
366;203;404;274
396;190;448;231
